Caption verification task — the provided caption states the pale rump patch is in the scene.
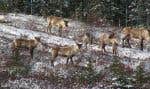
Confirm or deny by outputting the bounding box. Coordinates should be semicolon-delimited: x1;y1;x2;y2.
0;15;5;21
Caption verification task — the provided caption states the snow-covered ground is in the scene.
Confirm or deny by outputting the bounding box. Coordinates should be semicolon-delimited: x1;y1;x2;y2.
0;12;150;73
1;14;150;60
0;24;76;46
1;20;150;72
0;13;150;89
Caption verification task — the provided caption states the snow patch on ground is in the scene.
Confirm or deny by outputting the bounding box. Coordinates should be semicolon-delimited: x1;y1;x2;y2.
91;44;150;60
0;24;76;46
2;78;44;89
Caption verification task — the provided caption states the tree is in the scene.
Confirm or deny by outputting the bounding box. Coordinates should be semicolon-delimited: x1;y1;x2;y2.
135;65;146;87
110;59;134;88
0;0;149;27
0;0;9;12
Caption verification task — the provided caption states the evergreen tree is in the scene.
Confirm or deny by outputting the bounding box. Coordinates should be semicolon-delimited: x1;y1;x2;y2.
135;65;146;88
110;59;134;88
0;0;149;26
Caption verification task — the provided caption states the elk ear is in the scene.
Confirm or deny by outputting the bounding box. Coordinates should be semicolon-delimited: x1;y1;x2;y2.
34;37;41;42
85;32;90;37
64;20;69;27
108;32;115;39
76;42;82;49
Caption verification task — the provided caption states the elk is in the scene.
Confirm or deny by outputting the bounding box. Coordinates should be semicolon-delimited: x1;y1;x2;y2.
99;32;118;55
82;32;93;48
50;43;82;66
121;27;150;51
11;37;41;58
47;16;69;36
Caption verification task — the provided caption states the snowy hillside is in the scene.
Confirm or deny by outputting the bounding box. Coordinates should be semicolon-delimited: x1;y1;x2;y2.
0;13;150;89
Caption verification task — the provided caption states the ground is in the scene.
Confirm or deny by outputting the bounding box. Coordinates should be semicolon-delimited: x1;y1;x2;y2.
0;13;150;89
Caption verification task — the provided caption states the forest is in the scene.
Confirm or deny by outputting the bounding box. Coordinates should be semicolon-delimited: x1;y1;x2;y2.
0;0;150;27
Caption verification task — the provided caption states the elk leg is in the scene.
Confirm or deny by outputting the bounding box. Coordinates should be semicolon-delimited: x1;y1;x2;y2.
30;47;35;59
122;37;125;47
112;47;115;54
112;44;117;55
124;34;131;48
126;38;131;48
140;38;144;51
90;37;93;45
12;47;18;57
66;57;69;65
102;43;106;55
12;48;15;57
51;59;54;67
47;25;52;34
13;49;17;57
85;42;88;49
59;26;63;37
103;44;106;52
13;48;20;61
58;29;62;37
70;56;74;64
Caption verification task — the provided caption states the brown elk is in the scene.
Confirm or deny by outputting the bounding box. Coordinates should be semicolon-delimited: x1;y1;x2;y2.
50;43;82;66
99;32;118;55
47;16;69;36
11;37;41;58
82;32;93;48
121;27;150;51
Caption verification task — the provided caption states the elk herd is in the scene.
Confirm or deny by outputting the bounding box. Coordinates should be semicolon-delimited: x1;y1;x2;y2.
9;16;150;66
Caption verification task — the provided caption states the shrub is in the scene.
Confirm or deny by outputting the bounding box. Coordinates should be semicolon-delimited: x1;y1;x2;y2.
110;59;135;88
8;65;29;78
74;60;102;87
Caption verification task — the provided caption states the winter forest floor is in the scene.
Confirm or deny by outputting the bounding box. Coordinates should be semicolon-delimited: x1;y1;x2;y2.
0;13;150;89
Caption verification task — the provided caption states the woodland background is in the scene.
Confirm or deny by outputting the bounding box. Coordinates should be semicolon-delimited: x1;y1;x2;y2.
0;0;150;27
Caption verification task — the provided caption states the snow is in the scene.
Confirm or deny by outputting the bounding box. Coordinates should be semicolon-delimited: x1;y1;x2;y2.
32;62;50;73
91;44;150;60
0;13;150;89
0;24;76;46
2;78;42;89
0;19;150;73
0;13;150;70
7;13;46;25
0;15;5;21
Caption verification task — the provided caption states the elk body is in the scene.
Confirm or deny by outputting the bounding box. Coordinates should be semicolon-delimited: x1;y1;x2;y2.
121;27;150;51
50;43;82;66
47;16;68;36
99;32;118;55
11;37;41;58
